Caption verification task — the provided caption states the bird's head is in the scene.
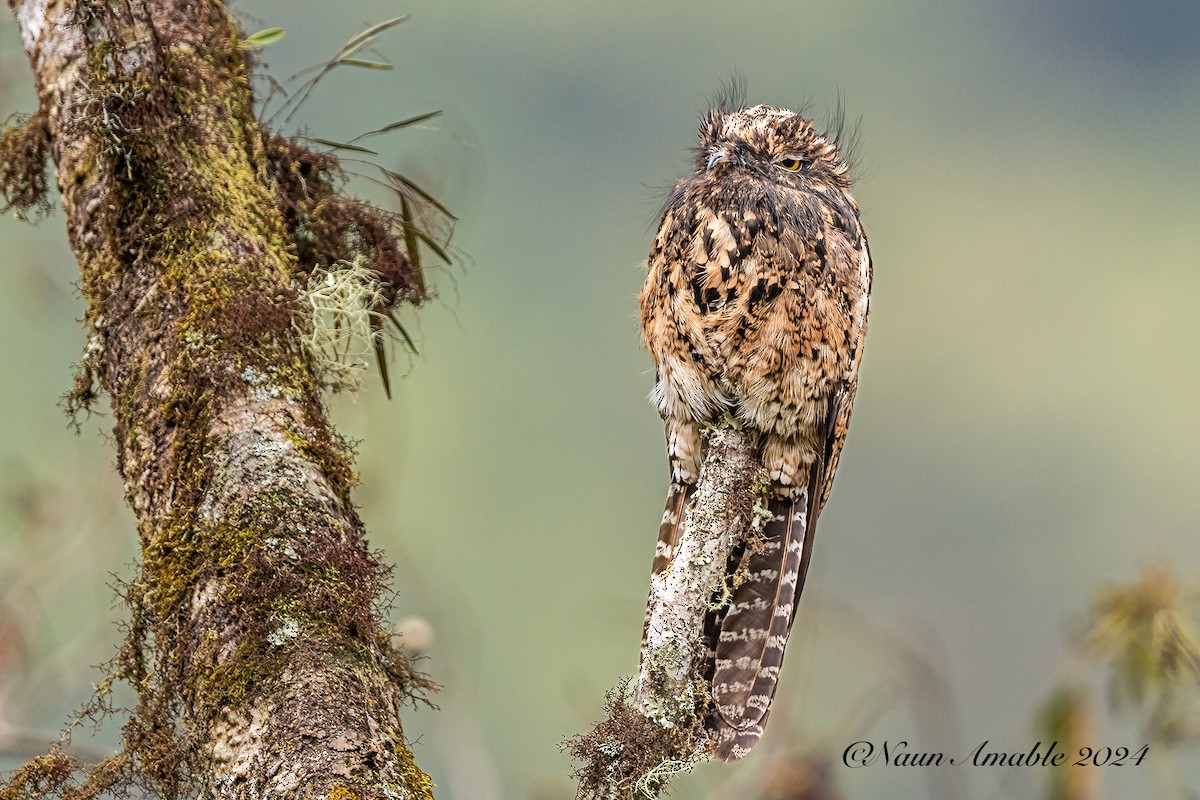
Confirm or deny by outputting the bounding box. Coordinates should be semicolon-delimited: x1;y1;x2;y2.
695;103;853;191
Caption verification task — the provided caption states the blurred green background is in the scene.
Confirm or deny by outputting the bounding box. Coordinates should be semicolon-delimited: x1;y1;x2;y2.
2;1;1199;798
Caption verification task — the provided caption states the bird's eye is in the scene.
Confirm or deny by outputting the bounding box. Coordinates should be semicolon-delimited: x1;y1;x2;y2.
776;157;805;172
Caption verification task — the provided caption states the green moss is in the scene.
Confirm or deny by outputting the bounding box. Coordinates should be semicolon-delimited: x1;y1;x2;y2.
391;742;435;800
281;424;358;505
137;473;401;726
200;650;271;712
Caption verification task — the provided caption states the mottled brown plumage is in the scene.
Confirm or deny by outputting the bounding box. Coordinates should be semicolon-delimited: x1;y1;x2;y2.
639;102;871;761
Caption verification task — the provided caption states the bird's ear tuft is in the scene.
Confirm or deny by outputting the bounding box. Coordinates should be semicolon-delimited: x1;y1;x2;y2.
698;74;746;145
713;73;747;114
699;106;726;146
823;93;863;179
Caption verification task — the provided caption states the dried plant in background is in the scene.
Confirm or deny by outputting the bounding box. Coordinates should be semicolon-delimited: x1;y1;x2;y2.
1036;566;1200;800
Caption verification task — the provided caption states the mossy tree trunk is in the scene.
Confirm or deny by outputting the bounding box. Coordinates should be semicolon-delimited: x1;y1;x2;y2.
3;1;433;798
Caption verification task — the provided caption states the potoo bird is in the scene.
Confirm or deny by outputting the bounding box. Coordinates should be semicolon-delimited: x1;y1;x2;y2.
639;102;871;761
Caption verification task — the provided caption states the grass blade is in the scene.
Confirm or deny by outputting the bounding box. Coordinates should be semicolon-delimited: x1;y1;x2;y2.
384;169;457;220
307;138;379;155
349;111;443;143
373;331;392;399
399;194;425;295
414;227;452;265
241;27;285;49
336;16;409;60
337;59;394;70
387;311;420;355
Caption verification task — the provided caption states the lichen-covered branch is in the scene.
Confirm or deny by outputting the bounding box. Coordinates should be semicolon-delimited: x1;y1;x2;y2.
1;1;434;798
637;426;766;725
566;426;766;800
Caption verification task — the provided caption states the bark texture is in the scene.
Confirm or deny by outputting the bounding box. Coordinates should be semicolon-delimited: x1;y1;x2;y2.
3;1;432;798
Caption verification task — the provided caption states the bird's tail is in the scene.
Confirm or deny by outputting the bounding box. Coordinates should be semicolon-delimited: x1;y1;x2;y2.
651;481;696;576
706;491;809;761
640;481;698;658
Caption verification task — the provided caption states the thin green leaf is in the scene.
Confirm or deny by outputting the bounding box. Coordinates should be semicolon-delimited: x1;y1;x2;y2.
336;16;409;60
337;59;394;71
414;228;452;265
387;311;420;355
240;27;286;49
373;333;392;399
384;168;457;220
350;111;443;143
399;194;425;295
308;138;379;155
275;17;409;125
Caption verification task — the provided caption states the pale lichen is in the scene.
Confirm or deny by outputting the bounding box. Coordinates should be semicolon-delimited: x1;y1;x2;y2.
295;257;387;392
268;617;301;646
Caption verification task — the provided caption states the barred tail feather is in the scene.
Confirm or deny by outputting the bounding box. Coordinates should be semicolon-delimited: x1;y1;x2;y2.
651;481;695;576
707;493;807;761
641;481;698;661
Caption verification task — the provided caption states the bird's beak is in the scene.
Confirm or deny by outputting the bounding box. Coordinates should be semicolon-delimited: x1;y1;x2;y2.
706;149;729;173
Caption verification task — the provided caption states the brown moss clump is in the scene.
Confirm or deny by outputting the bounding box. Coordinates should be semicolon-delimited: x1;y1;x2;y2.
265;131;453;395
564;680;707;800
265;133;427;316
0;749;134;800
0;110;52;219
